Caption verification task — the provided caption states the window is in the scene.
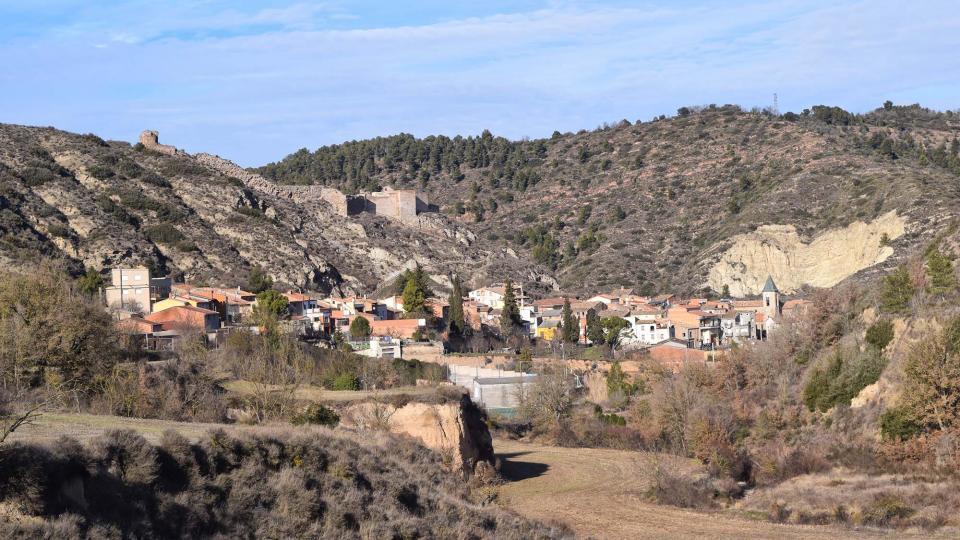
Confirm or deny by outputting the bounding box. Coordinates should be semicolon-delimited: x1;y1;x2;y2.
765;297;770;306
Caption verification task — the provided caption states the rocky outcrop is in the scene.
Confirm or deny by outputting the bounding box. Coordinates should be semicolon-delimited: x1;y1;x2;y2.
340;394;494;478
708;211;906;297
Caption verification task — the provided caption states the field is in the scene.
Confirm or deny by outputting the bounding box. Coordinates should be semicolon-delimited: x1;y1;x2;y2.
494;439;946;540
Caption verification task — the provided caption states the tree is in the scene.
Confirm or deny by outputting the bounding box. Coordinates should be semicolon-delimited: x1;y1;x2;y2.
500;279;522;337
349;317;371;339
519;368;574;423
607;361;630;396
721;284;730;298
896;316;960;432
401;264;431;315
255;290;289;320
0;264;119;393
247;266;274;294
77;267;104;296
402;276;426;314
518;346;533;373
586;308;604;345
448;276;465;338
561;298;578;343
601;317;631;350
881;267;915;313
926;247;956;296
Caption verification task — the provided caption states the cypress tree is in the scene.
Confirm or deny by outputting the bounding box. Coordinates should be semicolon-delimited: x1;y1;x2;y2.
500;279;521;337
586;308;604;344
561;298;578;343
448;276;465;337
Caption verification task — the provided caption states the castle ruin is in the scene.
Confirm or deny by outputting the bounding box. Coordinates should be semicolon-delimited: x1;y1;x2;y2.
139;130;182;156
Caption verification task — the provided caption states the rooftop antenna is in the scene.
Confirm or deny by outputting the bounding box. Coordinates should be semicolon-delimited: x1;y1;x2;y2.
773;93;779;115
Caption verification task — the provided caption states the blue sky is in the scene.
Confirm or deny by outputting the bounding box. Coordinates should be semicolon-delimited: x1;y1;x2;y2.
1;1;958;166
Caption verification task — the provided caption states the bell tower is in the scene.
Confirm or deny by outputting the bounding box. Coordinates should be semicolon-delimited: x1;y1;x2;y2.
761;276;780;319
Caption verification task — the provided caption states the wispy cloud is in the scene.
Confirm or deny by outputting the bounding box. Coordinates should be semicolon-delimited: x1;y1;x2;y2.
0;1;958;166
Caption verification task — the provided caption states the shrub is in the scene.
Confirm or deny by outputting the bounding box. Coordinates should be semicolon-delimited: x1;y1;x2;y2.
143;223;185;244
803;347;886;412
881;267;915;313
87;164;115;180
47;224;71;238
880;406;922;441
19;166;55;186
862;494;915;527
330;372;361;391
290;403;340;427
865;319;895;350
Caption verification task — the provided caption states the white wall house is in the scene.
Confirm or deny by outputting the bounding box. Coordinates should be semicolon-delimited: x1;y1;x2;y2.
622;314;672;346
104;267;152;313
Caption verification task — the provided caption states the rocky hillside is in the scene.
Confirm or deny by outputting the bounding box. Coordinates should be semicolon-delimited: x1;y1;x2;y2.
0;124;552;295
260;103;960;296
2;103;959;296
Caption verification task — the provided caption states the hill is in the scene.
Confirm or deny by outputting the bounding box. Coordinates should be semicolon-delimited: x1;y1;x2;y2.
1;103;958;296
0;125;550;295
259;103;960;295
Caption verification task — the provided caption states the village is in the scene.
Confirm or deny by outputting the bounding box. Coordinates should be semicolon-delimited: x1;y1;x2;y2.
103;266;812;410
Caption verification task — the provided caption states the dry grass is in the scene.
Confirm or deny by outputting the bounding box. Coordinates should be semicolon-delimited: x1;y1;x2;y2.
1;415;572;539
221;379;437;403
739;469;960;533
494;439;950;539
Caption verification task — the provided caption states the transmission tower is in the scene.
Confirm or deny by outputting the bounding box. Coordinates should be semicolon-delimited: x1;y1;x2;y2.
772;93;779;115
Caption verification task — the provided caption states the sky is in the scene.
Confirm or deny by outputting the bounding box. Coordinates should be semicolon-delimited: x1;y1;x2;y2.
1;1;959;166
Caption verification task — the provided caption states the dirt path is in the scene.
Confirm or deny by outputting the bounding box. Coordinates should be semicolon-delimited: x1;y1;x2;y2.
494;439;931;540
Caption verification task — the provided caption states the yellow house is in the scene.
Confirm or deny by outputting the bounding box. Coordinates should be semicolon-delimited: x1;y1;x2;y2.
152;297;188;313
536;319;559;341
151;295;214;313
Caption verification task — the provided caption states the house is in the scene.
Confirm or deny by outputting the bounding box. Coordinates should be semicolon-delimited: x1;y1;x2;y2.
667;306;722;349
533;297;566;311
586;293;619;305
720;310;754;344
646;339;720;372
152;294;215;313
350;336;405;360
536;319;560;341
622;315;672;347
468;284;528;310
369;318;426;339
144;305;220;333
104;267;153;313
782;298;813;319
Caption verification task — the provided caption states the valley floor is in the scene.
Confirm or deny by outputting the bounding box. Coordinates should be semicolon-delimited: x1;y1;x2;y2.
493;439;942;540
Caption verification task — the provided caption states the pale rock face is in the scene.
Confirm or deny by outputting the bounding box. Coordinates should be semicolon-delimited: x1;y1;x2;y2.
708;211;906;297
341;396;494;477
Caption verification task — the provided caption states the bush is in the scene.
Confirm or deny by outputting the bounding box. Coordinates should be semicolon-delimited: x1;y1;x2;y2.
0;429;570;538
290;403;340;427
87;164;115;180
143;223;185;244
330;372;360;391
47;224;71;238
865;319;894;350
880;406;922;441
862;494;915;527
19;166;56;187
803;347;886;412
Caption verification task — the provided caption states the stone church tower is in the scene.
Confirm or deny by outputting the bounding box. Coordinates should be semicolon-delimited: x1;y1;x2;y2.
761;276;780;319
